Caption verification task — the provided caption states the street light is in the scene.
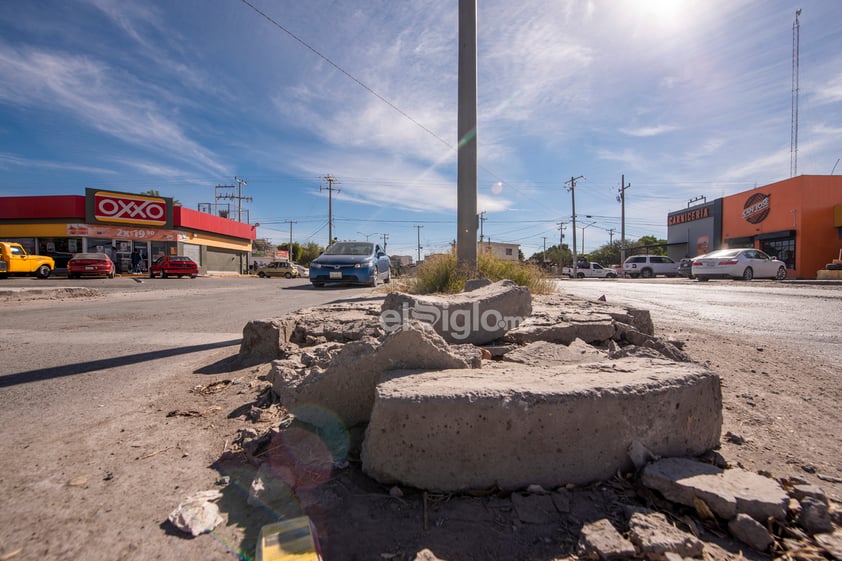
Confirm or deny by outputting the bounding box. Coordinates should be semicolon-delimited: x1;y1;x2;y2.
356;231;379;241
580;221;597;255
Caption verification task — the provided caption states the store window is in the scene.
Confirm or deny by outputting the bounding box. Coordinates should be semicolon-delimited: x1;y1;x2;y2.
36;237;82;269
761;238;796;269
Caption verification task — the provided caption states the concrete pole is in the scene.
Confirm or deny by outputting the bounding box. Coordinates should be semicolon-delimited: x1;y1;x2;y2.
457;0;478;272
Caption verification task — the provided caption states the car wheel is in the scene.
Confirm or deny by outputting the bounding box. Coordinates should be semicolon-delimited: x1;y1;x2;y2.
190;274;197;279
284;272;292;279
741;267;753;281
384;270;391;284
258;272;266;278
161;270;168;279
776;266;787;280
641;268;653;279
696;276;709;282
576;272;585;279
108;271;115;279
312;282;324;288
606;273;616;278
36;265;51;279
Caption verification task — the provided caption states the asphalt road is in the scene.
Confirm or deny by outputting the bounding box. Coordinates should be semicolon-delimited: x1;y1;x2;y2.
556;277;842;364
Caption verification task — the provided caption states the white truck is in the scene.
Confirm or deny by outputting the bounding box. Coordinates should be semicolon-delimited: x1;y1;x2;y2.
562;261;617;279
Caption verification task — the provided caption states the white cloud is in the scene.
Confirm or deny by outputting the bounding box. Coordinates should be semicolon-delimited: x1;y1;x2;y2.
620;125;677;137
0;153;117;174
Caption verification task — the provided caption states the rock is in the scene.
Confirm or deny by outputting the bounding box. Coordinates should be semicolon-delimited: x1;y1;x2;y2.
413;549;447;561
167;490;224;537
464;278;492;291
627;440;657;470
628;511;704;559
641;458;788;521
239;319;294;361
728;513;773;551
790;483;828;505
381;280;532;345
814;530;842;561
511;492;557;524
577;518;636;560
798;496;834;534
503;339;606;365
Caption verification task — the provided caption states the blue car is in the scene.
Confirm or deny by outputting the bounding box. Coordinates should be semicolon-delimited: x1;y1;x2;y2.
309;241;391;288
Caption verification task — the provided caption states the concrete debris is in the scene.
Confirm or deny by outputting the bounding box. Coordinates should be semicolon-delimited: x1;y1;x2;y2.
799;496;834;534
628;511;705;560
641;458;789;522
270;321;479;428
814;530;842;561
627;440;658;471
413;549;448;561
727;513;774;551
790;483;829;505
362;359;721;491
381;280;532;345
239;318;293;361
167;490;224;537
503;339;605;365
577;518;636;560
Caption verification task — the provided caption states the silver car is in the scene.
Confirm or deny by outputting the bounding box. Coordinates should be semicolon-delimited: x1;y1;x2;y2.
692;248;787;281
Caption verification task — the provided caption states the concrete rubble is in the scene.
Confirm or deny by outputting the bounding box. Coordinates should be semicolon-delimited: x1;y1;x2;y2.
230;283;841;560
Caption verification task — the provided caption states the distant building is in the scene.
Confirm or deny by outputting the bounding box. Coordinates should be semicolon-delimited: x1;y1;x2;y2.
478;241;520;261
666;175;842;279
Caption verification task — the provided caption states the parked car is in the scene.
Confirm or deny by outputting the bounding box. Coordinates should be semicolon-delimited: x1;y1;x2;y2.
149;255;199;279
255;261;299;279
309;241;391;287
67;252;115;279
0;241;54;279
561;261;617;278
678;258;696;278
692;248;787;281
622;255;679;278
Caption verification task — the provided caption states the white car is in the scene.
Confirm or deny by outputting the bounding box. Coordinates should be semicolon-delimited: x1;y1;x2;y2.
622;255;679;278
692;248;787;281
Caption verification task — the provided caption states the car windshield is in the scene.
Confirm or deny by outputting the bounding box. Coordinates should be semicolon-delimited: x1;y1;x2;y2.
324;242;373;256
73;253;106;260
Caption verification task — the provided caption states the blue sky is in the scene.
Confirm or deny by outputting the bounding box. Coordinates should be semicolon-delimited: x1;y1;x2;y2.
1;1;841;259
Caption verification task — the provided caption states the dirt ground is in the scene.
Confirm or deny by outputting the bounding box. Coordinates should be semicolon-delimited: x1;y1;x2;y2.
2;297;840;561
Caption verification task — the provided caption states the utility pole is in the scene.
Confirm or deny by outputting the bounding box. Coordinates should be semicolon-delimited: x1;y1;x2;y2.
618;175;630;265
283;220;297;262
557;221;567;247
457;0;478;272
381;233;389;252
415;225;424;264
565;176;584;275
233;176;250;223
608;228;615;245
478;211;487;243
791;8;801;177
320;175;340;246
542;237;547;263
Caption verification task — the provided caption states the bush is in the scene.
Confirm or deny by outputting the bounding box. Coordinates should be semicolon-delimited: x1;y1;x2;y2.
412;253;554;295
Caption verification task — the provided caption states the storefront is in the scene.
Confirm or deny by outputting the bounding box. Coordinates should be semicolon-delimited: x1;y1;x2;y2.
666;176;842;279
666;199;723;263
0;190;255;275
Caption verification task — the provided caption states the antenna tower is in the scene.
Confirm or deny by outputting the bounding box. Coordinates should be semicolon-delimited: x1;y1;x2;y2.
790;9;801;177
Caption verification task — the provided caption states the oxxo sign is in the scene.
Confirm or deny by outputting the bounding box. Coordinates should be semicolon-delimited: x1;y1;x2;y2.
86;189;172;228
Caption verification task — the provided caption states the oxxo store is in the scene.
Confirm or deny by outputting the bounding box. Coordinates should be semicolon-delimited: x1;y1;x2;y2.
667;175;842;279
0;190;255;275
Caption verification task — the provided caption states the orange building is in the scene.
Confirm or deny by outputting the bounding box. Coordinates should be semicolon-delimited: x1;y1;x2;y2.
721;176;842;279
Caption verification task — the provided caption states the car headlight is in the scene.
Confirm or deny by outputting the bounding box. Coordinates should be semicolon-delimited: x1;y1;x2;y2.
355;260;374;269
311;263;322;269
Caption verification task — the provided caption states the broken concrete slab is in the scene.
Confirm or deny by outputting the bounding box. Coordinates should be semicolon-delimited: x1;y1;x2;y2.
269;322;479;428
799;496;834;534
510;492;557;524
381;280;532;345
577;518;636;560
628;511;705;559
502;339;606;365
239;318;295;361
362;358;721;492
641;457;789;522
167;490;224;537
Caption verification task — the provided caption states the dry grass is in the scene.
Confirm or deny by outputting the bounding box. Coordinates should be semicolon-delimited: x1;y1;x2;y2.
409;253;554;295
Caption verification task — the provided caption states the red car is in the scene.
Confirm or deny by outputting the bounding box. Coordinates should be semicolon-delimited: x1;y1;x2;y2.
149;255;199;279
67;252;115;279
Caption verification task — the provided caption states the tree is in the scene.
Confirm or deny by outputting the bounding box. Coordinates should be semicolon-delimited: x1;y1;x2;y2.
297;242;324;267
631;235;667;256
277;242;303;263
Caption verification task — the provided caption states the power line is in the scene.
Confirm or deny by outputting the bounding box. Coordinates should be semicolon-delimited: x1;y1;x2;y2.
320;175;340;245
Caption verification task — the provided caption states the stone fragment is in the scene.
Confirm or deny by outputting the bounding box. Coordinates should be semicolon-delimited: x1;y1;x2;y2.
627;440;657;470
363;359;721;491
641;458;788;521
504;339;606;365
511;492;557;524
167;490;224;537
798;496;834;534
814;530;842;561
239;319;294;361
791;483;828;505
413;549;448;561
728;513;773;551
628;511;704;559
577;518;636;560
381;280;532;345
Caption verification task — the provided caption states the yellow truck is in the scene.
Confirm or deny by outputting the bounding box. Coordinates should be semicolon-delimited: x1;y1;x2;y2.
0;241;55;278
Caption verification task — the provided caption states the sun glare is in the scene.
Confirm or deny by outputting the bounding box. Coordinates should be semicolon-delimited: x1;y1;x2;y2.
633;0;688;28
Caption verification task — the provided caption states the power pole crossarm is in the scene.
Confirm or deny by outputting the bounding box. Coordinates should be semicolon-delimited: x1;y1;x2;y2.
415;225;424;264
564;175;585;275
